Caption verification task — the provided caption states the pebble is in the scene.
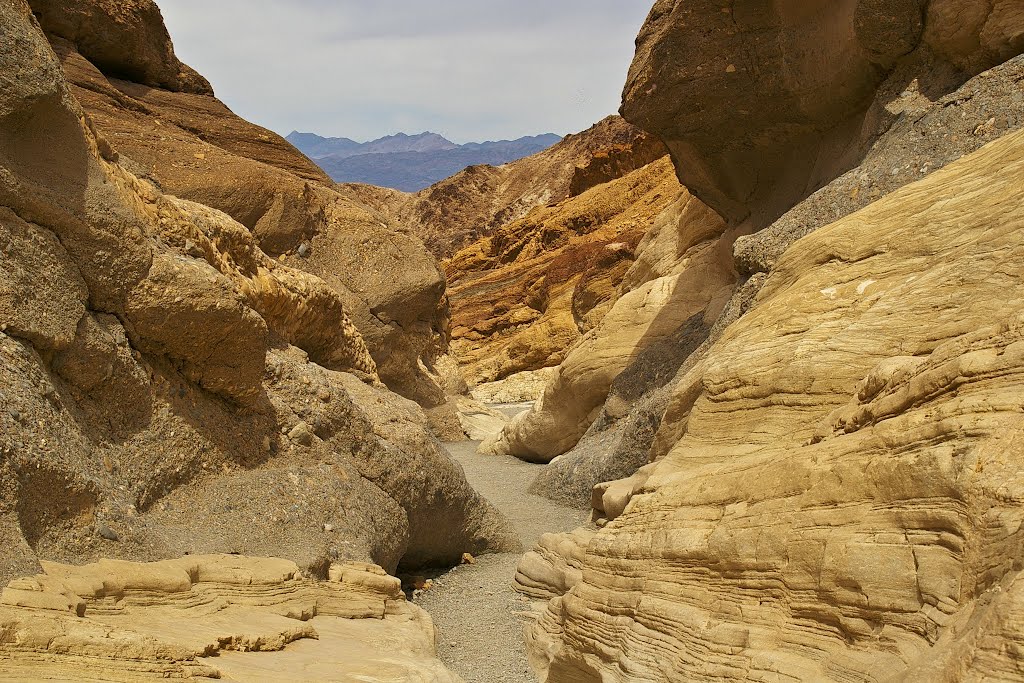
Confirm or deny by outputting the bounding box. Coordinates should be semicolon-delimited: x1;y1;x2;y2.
288;422;314;446
9;409;20;421
96;524;119;542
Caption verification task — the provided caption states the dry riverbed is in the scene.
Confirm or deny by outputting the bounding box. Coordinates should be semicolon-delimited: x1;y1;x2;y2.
410;407;589;682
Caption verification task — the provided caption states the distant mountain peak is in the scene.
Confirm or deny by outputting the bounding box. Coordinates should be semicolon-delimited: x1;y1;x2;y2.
286;129;563;192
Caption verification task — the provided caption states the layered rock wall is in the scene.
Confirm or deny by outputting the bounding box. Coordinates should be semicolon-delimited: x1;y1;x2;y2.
447;156;683;386
520;110;1024;683
0;554;461;681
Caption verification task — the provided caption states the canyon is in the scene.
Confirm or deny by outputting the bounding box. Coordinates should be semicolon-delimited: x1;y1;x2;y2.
2;0;1024;682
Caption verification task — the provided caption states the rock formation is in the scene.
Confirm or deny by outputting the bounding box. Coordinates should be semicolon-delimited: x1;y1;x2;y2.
622;0;1024;230
353;115;665;260
0;554;460;681
448;156;684;387
520;125;1024;683
491;0;1024;475
0;0;517;595
511;2;1024;680
29;0;455;417
482;185;735;462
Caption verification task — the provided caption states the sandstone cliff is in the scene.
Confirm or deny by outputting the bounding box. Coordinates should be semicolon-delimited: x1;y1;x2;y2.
521;123;1024;683
29;0;456;419
491;0;1024;474
510;2;1024;680
0;0;517;593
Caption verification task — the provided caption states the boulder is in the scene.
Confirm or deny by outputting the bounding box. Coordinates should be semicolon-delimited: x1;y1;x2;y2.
621;0;1024;230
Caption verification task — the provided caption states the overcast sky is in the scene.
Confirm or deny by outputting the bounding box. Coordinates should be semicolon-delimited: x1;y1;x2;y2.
158;1;653;144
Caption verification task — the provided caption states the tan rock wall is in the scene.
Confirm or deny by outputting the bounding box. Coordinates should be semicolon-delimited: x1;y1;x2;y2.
521;127;1024;683
0;0;517;587
39;7;450;408
0;555;462;682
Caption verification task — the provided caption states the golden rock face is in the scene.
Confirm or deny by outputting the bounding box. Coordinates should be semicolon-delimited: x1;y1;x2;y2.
0;554;462;682
521;128;1024;683
446;156;684;389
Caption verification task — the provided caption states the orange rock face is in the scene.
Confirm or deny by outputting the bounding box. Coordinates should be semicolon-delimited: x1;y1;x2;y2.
445;155;682;386
355;115;663;261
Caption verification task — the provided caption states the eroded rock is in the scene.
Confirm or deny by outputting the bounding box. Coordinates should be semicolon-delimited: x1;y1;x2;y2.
0;554;462;682
522;126;1024;683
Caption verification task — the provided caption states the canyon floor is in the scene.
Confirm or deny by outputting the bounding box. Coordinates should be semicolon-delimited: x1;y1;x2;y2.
413;404;589;683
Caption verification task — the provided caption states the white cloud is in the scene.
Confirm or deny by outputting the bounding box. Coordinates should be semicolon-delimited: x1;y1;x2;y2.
157;0;653;142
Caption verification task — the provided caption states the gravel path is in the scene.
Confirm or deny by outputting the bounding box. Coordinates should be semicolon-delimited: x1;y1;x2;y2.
413;413;588;683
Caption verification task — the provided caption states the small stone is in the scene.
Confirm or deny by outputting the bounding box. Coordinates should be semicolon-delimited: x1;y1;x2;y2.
96;524;119;542
297;242;311;258
323;523;334;532
8;409;20;421
262;436;272;452
288;421;314;446
461;552;476;565
317;389;331;403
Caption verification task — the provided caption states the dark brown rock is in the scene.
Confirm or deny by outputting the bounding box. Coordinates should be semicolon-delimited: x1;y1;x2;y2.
621;0;1024;230
28;0;212;94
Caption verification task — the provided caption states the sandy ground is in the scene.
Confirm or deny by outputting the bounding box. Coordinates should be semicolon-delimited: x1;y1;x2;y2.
414;407;589;683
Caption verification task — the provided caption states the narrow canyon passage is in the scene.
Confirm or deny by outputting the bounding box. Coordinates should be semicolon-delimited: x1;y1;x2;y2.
414;406;589;683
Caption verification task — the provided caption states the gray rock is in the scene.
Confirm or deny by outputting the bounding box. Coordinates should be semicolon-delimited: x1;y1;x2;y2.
735;54;1024;277
96;524;119;541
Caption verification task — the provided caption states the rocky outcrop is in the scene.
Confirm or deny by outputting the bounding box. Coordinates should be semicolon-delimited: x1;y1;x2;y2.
356;115;664;260
507;0;1024;493
447;156;684;386
622;0;1024;230
735;52;1024;277
32;0;451;412
471;367;558;404
482;185;734;462
28;0;212;94
0;554;461;681
528;273;765;507
568;130;666;197
520;126;1024;682
0;0;517;590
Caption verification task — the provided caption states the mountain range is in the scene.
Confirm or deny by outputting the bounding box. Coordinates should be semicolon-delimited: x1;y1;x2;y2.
286;130;562;192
